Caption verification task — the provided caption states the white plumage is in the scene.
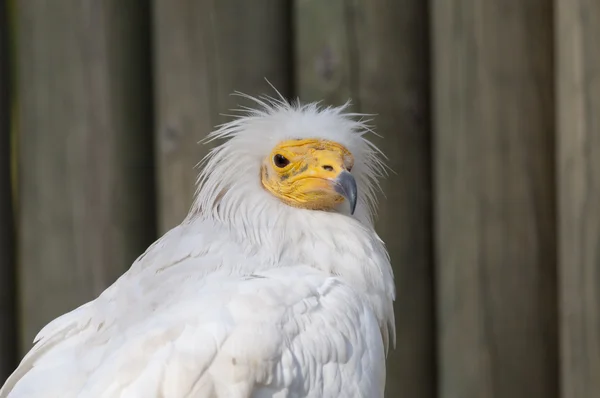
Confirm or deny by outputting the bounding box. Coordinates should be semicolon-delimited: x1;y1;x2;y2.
0;96;396;398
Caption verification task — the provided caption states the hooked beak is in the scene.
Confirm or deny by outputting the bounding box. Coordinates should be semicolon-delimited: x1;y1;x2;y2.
333;170;357;215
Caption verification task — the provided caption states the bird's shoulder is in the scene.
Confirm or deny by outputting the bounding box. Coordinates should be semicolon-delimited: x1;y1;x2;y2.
2;221;386;398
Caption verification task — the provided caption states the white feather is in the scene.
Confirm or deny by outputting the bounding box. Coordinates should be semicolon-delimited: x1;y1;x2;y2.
0;96;395;398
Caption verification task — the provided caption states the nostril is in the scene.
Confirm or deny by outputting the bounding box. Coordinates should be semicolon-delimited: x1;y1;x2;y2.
322;165;334;172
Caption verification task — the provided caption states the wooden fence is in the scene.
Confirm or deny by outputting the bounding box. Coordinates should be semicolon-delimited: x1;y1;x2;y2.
0;1;598;397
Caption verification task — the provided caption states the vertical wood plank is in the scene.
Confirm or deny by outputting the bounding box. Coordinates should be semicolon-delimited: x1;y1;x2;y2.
16;1;156;351
295;0;352;106
432;1;557;398
556;0;600;397
0;0;17;383
153;0;291;232
296;1;435;396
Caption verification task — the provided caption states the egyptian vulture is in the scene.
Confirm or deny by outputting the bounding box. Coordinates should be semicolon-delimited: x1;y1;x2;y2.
0;96;396;398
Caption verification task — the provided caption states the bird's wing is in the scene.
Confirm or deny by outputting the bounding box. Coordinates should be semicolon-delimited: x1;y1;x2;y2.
1;226;385;398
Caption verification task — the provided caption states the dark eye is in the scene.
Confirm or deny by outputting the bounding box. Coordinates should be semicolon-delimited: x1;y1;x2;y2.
273;154;290;168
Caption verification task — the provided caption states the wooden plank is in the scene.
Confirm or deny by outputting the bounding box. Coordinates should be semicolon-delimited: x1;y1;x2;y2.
0;0;17;383
296;1;435;396
16;1;156;352
556;0;600;396
295;0;352;106
153;0;291;232
432;1;557;398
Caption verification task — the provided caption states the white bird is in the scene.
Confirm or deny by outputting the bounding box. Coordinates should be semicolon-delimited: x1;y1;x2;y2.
0;95;396;398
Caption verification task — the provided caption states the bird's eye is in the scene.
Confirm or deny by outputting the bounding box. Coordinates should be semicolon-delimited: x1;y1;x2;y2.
273;154;290;168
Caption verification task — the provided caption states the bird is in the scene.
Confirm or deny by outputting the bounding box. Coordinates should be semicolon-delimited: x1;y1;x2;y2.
0;94;396;398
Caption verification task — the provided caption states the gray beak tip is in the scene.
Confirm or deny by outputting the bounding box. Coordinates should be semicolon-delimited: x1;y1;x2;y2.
334;171;358;215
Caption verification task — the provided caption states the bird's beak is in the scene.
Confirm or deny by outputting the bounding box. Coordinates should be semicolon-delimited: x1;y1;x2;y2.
333;170;357;215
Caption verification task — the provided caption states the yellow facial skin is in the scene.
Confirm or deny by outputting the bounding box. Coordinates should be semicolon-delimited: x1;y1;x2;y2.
261;139;356;212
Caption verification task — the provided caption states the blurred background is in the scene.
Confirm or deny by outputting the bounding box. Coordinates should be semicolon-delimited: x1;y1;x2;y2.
0;1;598;397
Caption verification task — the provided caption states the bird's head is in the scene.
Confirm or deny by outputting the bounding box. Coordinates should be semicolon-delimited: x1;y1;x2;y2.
192;94;387;228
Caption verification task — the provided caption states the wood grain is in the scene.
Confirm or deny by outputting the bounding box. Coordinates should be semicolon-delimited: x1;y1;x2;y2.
153;0;291;232
556;0;600;396
16;1;156;352
296;1;435;396
432;1;558;397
